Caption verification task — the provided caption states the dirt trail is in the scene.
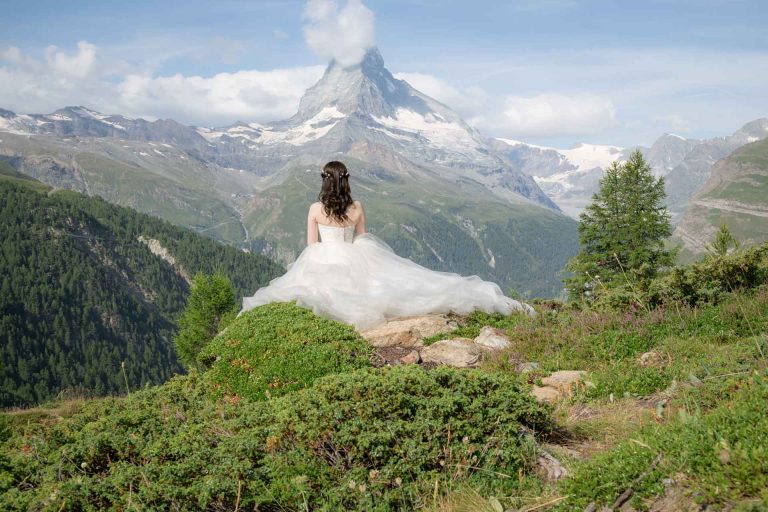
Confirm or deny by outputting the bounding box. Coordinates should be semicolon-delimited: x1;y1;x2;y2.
692;198;768;218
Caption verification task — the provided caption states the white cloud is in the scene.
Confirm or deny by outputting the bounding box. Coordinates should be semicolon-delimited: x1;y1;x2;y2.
302;0;375;68
490;93;617;137
44;41;96;78
0;41;325;126
396;71;616;138
118;67;325;125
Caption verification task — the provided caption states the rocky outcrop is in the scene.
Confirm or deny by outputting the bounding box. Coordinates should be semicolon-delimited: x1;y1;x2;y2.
137;236;191;284
360;314;589;404
532;370;588;403
359;314;457;348
419;338;482;368
473;326;511;350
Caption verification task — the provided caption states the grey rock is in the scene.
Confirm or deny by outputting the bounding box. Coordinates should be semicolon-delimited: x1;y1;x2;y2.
420;338;482;368
473;326;511;350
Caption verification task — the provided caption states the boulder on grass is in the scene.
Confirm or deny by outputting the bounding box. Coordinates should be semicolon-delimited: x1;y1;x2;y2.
541;370;587;395
359;315;456;348
473;326;511;350
420;338;482;368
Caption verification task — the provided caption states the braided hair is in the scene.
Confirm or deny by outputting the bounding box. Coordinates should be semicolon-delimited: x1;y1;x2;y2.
318;161;354;223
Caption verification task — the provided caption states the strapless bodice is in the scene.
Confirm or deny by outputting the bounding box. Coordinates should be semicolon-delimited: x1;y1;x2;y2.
318;224;355;243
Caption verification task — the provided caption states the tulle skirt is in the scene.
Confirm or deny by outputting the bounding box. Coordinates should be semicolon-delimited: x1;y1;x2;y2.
240;233;534;330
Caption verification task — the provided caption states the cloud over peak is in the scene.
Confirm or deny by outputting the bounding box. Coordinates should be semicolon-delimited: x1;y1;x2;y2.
303;0;375;68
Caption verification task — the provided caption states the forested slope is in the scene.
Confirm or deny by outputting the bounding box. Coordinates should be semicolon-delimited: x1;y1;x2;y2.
0;177;283;407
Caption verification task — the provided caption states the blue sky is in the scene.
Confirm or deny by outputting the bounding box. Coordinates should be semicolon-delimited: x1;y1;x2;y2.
1;0;766;147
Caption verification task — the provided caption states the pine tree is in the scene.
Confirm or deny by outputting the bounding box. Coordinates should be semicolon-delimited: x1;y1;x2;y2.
708;222;740;257
174;272;238;368
565;150;674;300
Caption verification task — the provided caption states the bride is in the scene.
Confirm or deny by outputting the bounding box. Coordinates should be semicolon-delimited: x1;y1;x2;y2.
240;161;534;329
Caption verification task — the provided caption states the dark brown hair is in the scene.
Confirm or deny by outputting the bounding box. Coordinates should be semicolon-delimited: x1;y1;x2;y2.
319;161;354;223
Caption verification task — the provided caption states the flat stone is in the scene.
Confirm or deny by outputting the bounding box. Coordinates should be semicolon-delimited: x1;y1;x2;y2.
638;350;662;367
359;314;457;348
420;338;482;368
536;450;568;481
399;350;421;365
541;370;587;393
473;326;511;350
531;385;562;403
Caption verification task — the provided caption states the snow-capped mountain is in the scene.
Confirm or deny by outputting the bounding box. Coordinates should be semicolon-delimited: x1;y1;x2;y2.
0;49;555;209
492;119;768;221
191;48;555;208
0;48;577;298
492;139;626;218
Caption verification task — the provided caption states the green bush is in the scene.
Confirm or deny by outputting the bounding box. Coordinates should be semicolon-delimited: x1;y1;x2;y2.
580;242;768;312
198;302;374;401
646;242;768;307
2;366;553;511
174;271;239;368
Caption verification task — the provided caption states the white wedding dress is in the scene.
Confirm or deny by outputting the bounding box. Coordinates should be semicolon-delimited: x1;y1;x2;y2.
240;224;535;329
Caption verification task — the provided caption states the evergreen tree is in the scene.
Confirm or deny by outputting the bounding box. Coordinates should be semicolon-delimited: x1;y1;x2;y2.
565;150;674;300
174;272;237;368
708;222;740;257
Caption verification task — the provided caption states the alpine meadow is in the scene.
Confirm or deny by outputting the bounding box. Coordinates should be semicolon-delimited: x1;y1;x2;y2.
1;1;767;511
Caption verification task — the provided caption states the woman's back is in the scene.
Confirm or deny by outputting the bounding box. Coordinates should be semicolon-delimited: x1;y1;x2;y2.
308;200;366;245
311;200;363;227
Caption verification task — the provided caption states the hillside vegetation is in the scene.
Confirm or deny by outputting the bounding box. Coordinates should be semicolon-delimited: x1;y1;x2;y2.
674;138;768;258
0;177;283;407
2;243;767;510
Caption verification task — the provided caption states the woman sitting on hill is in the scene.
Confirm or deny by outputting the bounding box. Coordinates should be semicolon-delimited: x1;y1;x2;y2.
240;160;534;329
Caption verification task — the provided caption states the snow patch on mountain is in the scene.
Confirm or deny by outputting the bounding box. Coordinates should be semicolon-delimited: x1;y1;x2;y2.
558;143;624;171
257;106;345;146
373;108;478;151
495;138;552;151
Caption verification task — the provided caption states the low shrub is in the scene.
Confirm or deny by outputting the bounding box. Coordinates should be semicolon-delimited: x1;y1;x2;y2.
198;302;374;400
556;371;768;510
576;242;768;312
646;242;768;307
2;366;554;511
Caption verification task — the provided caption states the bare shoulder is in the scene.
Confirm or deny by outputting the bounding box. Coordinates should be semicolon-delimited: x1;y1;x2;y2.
308;201;322;216
353;199;363;209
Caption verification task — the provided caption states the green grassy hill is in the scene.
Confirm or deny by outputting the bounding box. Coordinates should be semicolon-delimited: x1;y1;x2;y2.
3;244;767;510
0;176;283;407
674;139;768;259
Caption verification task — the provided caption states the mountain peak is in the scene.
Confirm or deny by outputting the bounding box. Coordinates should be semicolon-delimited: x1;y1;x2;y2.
737;118;768;138
328;46;384;72
289;46;407;124
361;46;384;69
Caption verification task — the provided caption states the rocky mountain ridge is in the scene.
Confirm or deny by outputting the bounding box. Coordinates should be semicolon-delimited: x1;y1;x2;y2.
493;119;768;221
0;47;578;298
674;138;768;256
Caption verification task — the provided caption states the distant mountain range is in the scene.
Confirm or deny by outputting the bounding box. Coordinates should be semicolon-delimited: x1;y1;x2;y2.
674;138;768;257
492;119;768;222
1;47;765;292
0;48;578;298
